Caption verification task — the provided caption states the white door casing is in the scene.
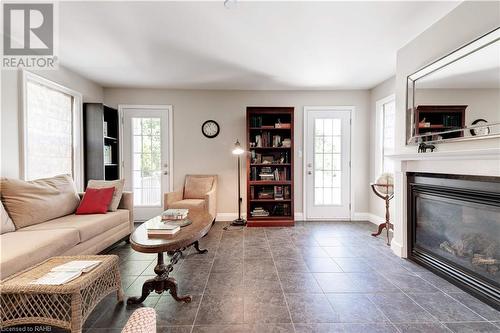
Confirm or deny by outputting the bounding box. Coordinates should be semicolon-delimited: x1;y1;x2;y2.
120;105;173;221
304;107;352;220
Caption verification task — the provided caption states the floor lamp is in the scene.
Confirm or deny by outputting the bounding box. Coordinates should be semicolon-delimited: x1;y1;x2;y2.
231;139;246;226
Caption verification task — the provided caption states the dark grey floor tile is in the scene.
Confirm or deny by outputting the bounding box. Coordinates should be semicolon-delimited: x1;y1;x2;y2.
119;260;152;276
211;258;243;275
171;270;209;295
444;322;500;333
195;295;244;324
244;269;282;294
205;271;244;295
315;238;344;247
274;258;309;272
409;292;484;322
314;273;398;293
192;323;294;333
294;323;344;332
244;244;273;258
447;293;500;321
285;293;339;323
90;297;158;328
156;326;193;333
395;323;451;333
304;257;342;273
278;272;323;293
367;293;437;323
323;247;359;258
177;259;213;274
244;292;291;323
155;294;202;325
342;323;398;333
244;258;277;276
332;258;374;272
416;272;464;293
383;272;439;293
325;294;388;323
300;246;330;258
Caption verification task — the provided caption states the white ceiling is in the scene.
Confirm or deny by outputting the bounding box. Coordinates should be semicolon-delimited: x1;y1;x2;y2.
59;1;460;90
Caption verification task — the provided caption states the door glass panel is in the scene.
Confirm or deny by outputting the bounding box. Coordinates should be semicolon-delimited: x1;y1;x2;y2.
314;117;342;206
132;117;162;206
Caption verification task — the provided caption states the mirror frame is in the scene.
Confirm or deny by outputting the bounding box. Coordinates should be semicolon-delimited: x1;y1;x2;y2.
406;27;500;145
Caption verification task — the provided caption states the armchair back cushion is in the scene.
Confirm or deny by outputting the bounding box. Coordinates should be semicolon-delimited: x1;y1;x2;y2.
184;175;215;199
0;174;80;229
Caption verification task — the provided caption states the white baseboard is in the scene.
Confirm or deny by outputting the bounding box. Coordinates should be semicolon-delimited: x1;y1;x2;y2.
294;212;304;221
391;239;405;258
352;212;385;225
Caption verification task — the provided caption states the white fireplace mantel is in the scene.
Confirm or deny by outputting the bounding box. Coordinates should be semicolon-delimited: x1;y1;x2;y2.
387;148;500;258
387;148;500;161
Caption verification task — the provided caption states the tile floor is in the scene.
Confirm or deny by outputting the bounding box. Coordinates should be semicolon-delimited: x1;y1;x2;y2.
7;221;500;333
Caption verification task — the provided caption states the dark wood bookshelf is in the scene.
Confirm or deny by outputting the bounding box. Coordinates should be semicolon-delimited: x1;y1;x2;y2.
83;103;120;186
246;107;294;227
415;105;466;141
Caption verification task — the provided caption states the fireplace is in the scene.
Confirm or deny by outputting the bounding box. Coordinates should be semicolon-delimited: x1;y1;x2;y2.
407;173;500;309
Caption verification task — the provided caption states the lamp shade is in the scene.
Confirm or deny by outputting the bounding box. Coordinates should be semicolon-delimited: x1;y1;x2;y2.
232;140;244;155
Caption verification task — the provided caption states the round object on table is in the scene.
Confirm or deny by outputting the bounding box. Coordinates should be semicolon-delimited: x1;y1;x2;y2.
374;173;394;196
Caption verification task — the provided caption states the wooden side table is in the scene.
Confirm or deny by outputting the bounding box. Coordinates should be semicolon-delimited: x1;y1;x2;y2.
0;255;123;333
370;183;394;246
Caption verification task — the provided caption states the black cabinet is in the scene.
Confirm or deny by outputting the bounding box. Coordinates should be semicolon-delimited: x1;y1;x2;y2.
83;103;120;185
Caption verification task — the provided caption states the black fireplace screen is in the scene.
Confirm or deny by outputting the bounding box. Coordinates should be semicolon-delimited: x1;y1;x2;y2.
415;194;500;286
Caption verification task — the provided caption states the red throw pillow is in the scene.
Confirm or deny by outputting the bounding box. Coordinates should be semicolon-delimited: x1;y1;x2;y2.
76;187;115;215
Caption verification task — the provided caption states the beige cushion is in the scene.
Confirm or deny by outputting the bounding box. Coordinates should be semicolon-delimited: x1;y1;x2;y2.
87;179;125;212
0;201;15;234
184;176;214;199
169;199;206;211
0;175;80;229
23;210;129;242
0;228;80;280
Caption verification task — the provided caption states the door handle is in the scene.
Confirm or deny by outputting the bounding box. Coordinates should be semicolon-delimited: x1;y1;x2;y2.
307;163;312;168
308;171;312;175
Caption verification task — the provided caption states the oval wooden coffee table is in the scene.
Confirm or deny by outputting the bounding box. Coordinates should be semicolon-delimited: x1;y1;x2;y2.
127;211;213;304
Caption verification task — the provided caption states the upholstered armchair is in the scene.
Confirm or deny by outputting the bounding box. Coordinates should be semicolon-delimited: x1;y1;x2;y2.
164;175;217;221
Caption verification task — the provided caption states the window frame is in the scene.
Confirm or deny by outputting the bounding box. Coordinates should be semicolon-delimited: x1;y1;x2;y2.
375;94;396;177
20;70;84;190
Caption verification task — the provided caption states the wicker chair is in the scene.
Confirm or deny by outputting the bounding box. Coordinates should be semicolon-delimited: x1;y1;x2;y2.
122;308;156;333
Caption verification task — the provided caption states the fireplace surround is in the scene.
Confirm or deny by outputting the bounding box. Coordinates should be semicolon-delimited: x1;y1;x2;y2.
407;172;500;309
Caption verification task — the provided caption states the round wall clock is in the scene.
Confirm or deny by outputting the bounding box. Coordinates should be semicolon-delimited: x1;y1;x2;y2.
202;120;220;138
470;119;490;136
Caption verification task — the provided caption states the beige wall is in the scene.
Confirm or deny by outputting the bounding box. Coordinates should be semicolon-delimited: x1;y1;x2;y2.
391;0;500;257
369;76;395;221
0;67;104;178
395;1;500;154
104;89;371;217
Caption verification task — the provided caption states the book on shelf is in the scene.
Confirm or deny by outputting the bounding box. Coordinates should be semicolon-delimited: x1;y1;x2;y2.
271;203;290;216
31;260;102;285
251;207;270;217
284;186;290;199
274;186;284;200
104;145;112;164
257;188;274;199
161;208;188;220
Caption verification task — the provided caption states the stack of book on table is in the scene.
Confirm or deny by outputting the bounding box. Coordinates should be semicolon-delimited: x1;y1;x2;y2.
147;218;181;237
161;208;188;221
31;260;101;285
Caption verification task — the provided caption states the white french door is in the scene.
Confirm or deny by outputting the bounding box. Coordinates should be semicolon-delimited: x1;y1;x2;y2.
305;108;351;219
121;106;172;221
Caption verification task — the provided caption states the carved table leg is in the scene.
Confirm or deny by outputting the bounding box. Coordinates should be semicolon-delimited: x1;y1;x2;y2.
165;276;192;303
371;223;386;237
127;251;191;304
193;240;208;254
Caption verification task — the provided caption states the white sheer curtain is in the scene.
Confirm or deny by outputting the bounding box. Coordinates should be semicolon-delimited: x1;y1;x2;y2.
25;80;75;181
382;100;396;173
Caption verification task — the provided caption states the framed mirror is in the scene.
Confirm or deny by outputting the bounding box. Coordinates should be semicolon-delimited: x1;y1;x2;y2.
407;27;500;144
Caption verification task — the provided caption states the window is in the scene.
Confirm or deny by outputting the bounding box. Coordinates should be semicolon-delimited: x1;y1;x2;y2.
376;95;396;176
22;72;83;188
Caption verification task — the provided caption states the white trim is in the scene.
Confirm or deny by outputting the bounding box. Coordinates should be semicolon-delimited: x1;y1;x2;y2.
118;104;174;192
216;213;245;222
294;212;304;221
352;212;385;225
374;94;396;178
303;106;354;220
387;148;500;161
21;70;84;190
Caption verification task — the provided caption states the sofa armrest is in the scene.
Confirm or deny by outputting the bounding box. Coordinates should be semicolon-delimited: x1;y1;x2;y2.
204;188;217;221
118;191;134;231
164;191;183;210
